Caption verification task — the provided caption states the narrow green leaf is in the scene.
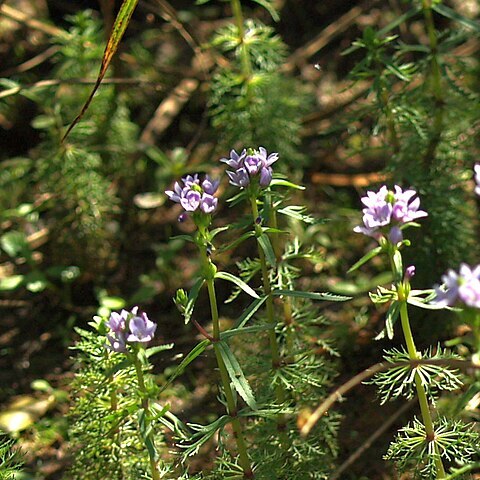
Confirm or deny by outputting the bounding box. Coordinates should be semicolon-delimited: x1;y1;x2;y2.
378;6;422;36
257;234;276;267
348;246;383;273
217;341;257;410
169;234;195;243
220;324;274;341
385;301;400;340
160;340;210;393
218;231;255;252
270;179;305;190
184;278;205;324
432;4;480;32
233;296;267;329
145;344;174;358
210;226;229;239
138;408;157;460
272;290;351;302
62;0;140;140
392;250;403;279
251;0;280;21
215;271;259;299
407;297;448;310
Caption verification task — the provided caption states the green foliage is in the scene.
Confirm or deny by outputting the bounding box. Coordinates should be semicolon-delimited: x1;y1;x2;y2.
67;326;177;479
368;347;464;404
209;19;309;165
0;434;23;480
345;6;480;284
386;417;479;479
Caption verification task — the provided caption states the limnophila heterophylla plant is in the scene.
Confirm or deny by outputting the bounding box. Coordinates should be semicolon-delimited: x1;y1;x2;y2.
351;185;478;478
166;173;255;478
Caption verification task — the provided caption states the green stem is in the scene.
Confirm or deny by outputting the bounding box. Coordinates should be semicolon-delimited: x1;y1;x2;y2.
388;248;445;477
249;196;289;447
199;245;254;478
268;197;295;355
132;355;161;480
398;302;446;478
230;0;252;80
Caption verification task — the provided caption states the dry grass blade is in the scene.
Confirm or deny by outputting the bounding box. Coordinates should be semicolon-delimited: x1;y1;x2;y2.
61;0;140;142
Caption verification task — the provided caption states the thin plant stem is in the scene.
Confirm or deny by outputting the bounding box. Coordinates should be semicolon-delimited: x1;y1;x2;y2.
230;0;252;80
249;195;289;446
398;301;446;478
199;244;254;478
249;196;282;369
267;197;295;354
389;246;446;478
132;355;161;480
388;249;445;477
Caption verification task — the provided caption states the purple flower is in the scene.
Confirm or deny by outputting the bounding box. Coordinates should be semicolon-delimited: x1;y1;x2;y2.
106;308;132;353
433;264;480;308
474;165;480;196
354;185;427;241
226;167;250;188
127;311;157;343
404;265;416;282
105;307;156;351
221;147;278;189
166;174;219;216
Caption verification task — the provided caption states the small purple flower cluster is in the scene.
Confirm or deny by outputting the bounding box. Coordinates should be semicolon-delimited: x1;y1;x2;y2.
474;165;480;196
221;147;278;188
166;174;220;215
354;185;428;243
106;307;157;353
433;264;480;308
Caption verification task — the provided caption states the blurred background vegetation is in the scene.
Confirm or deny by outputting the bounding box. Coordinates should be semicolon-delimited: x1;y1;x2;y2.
0;0;479;478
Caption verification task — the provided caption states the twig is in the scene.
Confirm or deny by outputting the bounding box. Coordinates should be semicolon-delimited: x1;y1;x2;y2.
0;4;67;37
140;0;211;76
0;46;60;77
300;358;480;437
283;0;380;73
0;78;162;100
140;78;199;145
330;399;416;480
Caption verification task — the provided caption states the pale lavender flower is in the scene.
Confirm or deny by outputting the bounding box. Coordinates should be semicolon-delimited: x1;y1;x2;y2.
127;310;157;343
220;149;247;169
354;185;427;241
105;307;156;351
166;174;219;216
474;164;480;196
222;147;278;189
106;308;133;353
392;186;428;223
200;194;218;213
226;167;250;188
404;265;416;282
433;264;480;308
180;189;201;212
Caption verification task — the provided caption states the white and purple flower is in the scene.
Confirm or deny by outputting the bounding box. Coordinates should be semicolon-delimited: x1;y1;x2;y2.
354;185;427;242
106;307;157;352
433;264;480;308
166;174;219;216
221;147;278;188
